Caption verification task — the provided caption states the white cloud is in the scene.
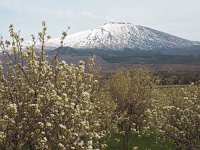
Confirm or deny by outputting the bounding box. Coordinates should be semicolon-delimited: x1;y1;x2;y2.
82;11;114;22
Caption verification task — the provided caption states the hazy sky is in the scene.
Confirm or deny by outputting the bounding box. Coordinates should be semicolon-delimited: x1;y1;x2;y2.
0;0;200;41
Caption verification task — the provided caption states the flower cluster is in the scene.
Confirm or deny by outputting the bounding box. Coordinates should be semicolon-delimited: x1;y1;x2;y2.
148;85;200;149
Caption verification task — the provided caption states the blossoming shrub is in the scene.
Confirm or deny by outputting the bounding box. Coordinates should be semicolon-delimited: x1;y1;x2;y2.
148;85;200;149
0;23;116;149
105;67;154;150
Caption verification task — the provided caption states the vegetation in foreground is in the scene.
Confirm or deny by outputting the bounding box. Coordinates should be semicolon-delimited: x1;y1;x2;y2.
0;23;199;149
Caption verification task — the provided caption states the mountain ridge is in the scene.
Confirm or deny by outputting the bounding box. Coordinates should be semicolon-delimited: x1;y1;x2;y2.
44;22;200;50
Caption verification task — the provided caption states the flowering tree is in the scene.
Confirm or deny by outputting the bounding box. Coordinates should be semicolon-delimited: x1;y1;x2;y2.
105;67;153;150
0;22;116;149
148;85;200;149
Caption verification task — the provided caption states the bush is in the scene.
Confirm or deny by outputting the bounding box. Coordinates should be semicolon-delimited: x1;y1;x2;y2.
0;22;116;149
149;85;200;149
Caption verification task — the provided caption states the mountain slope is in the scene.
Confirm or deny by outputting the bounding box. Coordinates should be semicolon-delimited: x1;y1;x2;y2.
46;22;199;50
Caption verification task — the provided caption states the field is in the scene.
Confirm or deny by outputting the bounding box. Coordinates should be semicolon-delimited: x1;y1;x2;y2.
107;133;175;150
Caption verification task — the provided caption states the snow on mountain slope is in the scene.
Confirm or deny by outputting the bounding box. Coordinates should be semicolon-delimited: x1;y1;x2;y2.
46;22;199;50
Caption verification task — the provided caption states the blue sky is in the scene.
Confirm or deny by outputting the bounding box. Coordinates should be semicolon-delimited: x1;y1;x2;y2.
0;0;200;41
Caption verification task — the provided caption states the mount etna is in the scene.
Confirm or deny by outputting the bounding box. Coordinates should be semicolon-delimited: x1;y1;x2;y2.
41;22;200;70
45;22;199;50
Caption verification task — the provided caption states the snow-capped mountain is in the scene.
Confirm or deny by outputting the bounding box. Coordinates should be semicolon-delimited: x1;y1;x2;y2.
45;22;199;50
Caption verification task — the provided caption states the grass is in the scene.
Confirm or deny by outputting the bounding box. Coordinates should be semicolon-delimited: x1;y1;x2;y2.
106;133;176;150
